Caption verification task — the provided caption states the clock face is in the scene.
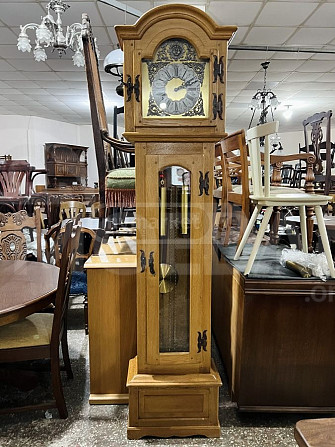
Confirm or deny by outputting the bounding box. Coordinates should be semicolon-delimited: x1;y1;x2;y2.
142;39;209;118
152;63;201;116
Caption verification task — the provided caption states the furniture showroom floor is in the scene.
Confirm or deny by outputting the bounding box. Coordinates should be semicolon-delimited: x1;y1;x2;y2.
0;295;316;447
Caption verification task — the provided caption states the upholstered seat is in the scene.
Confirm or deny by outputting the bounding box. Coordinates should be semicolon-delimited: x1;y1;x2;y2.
106;167;136;208
0;313;53;349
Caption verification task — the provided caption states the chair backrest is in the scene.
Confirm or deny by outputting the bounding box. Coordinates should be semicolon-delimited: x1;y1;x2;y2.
246;121;280;198
59;201;86;220
44;220;62;264
81;14;134;218
0;208;42;261
48;222;103;269
51;221;81;346
302;110;333;193
90;201;101;218
0;160;33;197
219;129;250;198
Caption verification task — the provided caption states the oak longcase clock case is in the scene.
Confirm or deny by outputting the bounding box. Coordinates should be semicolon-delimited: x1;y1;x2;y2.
116;4;236;439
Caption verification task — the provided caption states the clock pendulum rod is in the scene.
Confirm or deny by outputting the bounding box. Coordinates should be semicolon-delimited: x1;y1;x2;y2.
159;171;167;237
181;172;188;235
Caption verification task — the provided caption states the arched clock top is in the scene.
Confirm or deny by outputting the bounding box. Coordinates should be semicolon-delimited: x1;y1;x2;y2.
115;4;237;48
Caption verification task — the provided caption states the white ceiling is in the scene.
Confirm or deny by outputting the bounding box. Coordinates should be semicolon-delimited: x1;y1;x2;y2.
1;0;335;133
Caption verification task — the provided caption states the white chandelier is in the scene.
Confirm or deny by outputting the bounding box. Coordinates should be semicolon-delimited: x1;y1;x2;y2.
17;0;85;67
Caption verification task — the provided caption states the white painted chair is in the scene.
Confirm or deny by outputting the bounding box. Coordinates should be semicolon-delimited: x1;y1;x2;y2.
234;121;335;278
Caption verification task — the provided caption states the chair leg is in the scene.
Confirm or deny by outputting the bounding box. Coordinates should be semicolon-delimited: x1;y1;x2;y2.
223;202;233;246
51;352;68;419
61;329;73;380
84;294;89;335
244;207;273;275
238;204;249;248
314;205;335;278
234;204;261;260
299;206;308;253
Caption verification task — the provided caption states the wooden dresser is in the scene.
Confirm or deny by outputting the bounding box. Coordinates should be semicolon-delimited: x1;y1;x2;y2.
212;244;335;412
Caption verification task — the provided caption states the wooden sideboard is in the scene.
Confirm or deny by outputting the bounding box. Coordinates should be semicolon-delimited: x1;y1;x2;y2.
85;237;137;404
44;143;88;188
212;244;335;412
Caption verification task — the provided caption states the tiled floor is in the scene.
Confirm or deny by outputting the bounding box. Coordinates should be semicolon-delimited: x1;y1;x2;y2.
0;297;311;447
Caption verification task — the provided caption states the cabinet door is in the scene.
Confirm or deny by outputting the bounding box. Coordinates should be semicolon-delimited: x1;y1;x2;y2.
137;151;212;374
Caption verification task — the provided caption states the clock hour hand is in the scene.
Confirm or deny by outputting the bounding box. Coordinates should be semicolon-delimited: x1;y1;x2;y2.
174;79;198;92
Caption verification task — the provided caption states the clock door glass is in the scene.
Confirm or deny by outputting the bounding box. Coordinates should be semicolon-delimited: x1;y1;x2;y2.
159;166;190;352
142;38;209;118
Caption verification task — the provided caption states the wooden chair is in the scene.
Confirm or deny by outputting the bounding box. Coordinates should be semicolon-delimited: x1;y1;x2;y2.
59;201;86;220
90;201;101;218
46;221;104;334
81;14;135;220
0;160;32;212
302;110;335;196
215;130;251;247
0;208;42;262
234;121;335;277
295;418;335;446
0;221;81;418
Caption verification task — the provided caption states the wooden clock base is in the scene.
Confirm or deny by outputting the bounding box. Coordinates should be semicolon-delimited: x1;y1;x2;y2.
126;357;222;440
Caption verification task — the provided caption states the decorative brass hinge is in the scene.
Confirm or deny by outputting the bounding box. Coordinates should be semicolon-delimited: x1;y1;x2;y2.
197;330;207;353
140;249;146;273
212;93;223;120
199;171;210;196
213;55;224;83
124;74;140;102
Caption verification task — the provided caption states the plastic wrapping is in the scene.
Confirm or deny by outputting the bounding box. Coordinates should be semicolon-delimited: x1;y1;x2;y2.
280;248;331;281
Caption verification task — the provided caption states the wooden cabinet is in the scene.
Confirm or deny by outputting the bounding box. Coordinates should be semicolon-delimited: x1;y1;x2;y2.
85;239;137;404
44;143;88;188
212;245;335;412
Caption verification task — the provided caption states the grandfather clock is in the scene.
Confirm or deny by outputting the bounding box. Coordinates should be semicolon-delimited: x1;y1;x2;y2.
116;5;236;439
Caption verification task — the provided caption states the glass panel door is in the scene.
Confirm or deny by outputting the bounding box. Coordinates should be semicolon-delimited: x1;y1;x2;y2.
159;166;190;353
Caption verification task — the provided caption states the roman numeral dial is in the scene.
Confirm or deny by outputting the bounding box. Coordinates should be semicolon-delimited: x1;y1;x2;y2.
151;63;201;116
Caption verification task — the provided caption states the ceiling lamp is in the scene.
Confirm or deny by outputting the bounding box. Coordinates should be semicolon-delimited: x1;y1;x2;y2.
283;105;293;120
104;47;124;96
17;0;85;67
249;61;280;128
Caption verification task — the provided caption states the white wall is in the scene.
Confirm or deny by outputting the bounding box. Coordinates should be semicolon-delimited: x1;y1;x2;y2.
0;115;98;187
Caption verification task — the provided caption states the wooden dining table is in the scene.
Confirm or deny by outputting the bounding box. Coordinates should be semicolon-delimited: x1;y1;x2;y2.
0;260;59;327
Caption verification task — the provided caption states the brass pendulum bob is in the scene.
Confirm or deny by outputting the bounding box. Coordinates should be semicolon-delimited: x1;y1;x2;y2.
159;263;178;294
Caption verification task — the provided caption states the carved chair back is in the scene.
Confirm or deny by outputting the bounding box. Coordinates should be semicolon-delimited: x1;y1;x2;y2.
0;160;32;198
0;208;42;261
59;201;86;220
302;110;334;195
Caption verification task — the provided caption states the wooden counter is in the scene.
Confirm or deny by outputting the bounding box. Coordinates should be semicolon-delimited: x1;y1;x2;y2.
212;244;335;412
85;237;137;404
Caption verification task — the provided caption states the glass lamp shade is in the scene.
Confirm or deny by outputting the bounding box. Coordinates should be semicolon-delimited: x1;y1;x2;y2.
36;25;53;45
17;34;31;52
104;48;124;76
34;47;47;62
72;50;85;68
271;96;280;108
